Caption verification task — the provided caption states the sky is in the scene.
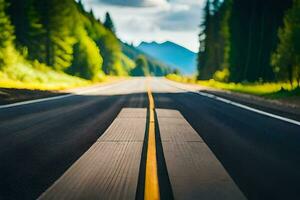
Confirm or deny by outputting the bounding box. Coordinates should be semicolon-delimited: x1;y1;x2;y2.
82;0;205;52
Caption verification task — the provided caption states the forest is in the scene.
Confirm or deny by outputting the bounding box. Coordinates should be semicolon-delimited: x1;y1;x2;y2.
198;0;300;88
0;0;169;89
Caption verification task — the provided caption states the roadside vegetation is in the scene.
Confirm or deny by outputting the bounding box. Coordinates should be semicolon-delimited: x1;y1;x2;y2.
167;74;300;99
0;0;170;90
182;0;300;99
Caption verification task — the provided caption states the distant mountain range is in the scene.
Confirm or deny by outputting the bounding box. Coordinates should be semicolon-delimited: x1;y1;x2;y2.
138;41;197;75
121;42;172;76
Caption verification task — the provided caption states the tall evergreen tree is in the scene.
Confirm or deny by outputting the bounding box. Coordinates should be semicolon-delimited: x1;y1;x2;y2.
69;28;103;80
197;0;294;83
198;0;228;80
229;0;293;82
272;0;300;87
103;12;115;33
197;0;212;80
35;0;76;70
84;11;122;75
1;0;128;80
8;0;46;62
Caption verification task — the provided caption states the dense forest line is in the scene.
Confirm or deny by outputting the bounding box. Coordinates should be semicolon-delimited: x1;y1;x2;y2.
122;42;173;76
198;0;300;86
0;0;169;87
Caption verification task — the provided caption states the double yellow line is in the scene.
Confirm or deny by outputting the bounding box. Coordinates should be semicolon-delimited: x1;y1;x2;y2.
144;79;160;200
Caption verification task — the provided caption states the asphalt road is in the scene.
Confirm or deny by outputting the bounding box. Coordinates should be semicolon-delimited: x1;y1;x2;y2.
0;78;299;200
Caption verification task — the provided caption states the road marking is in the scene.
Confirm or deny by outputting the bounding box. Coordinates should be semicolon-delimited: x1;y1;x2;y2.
197;91;300;126
38;108;147;199
164;79;300;127
0;81;123;109
156;108;246;199
144;80;160;200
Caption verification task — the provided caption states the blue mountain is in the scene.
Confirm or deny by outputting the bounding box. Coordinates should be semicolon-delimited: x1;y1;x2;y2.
138;41;197;75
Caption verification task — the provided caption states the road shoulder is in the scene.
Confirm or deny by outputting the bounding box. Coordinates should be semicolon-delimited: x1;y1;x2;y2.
0;78;127;105
164;78;300;121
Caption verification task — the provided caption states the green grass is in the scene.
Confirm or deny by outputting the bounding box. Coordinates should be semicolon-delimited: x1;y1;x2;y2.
166;74;300;99
263;87;300;99
0;60;92;90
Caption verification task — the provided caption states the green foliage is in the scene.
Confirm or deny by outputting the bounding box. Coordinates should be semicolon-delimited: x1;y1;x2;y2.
97;32;123;75
198;0;294;84
7;0;78;71
120;53;135;72
228;0;292;82
272;0;300;87
81;9;125;76
36;0;77;70
213;68;229;82
68;29;103;80
0;59;89;90
8;0;45;63
168;74;298;97
0;0;15;67
103;12;115;33
264;87;300;99
0;0;131;86
198;0;231;81
130;55;149;76
122;43;172;76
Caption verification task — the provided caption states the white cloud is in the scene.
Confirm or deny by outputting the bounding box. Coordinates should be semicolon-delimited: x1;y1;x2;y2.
82;0;205;52
93;0;168;7
156;4;202;31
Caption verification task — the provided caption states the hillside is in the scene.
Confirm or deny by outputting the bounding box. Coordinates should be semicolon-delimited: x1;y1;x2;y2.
122;42;172;76
0;0;133;90
138;41;197;75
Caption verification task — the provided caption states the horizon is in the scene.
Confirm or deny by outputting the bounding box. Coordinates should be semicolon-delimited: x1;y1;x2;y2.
135;40;198;53
82;0;205;53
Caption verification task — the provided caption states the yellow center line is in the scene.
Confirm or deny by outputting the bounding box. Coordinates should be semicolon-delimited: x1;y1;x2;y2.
144;78;160;200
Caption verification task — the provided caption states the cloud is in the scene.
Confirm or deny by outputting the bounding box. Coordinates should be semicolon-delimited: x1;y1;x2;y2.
156;4;202;31
94;0;168;7
81;0;205;51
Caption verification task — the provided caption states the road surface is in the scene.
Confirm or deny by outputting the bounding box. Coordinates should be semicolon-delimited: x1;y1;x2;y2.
0;78;299;200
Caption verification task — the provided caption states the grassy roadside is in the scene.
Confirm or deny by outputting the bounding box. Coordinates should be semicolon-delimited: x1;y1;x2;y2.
0;63;126;105
166;74;300;99
0;61;125;91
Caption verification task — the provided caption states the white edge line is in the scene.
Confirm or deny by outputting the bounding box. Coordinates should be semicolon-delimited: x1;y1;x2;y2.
164;79;300;127
196;91;300;126
0;82;123;109
0;94;74;109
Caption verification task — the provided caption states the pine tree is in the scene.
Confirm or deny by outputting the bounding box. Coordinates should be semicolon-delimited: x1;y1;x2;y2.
198;0;225;80
197;0;211;80
272;0;300;87
103;12;115;33
198;0;294;83
88;14;122;75
1;0;125;80
69;28;103;80
8;0;46;62
35;0;76;70
229;0;293;82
